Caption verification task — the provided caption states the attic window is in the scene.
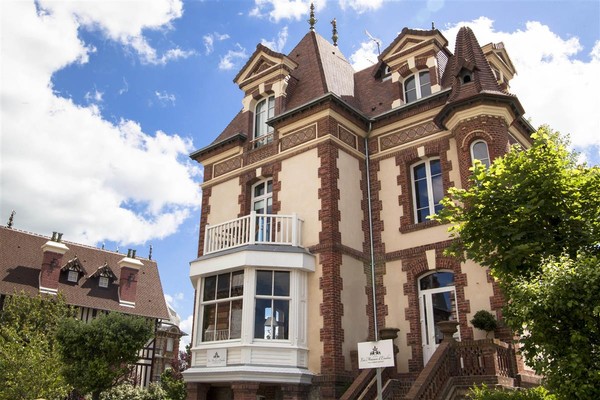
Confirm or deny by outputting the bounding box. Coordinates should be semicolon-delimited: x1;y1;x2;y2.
463;74;472;84
404;71;432;104
67;270;79;283
99;276;109;288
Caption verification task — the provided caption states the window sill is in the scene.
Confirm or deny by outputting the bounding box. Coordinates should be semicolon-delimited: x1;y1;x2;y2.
399;219;440;234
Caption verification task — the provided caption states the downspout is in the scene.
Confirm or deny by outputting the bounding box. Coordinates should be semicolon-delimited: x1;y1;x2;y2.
364;121;383;400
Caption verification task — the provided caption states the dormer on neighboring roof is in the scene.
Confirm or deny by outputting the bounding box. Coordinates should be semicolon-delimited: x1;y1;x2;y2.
39;231;69;295
481;42;517;91
378;28;451;108
89;262;118;289
61;256;87;284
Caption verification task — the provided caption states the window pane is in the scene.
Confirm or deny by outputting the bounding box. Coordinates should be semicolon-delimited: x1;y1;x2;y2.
432;174;443;205
420;272;454;290
230;299;243;339
202;304;216;342
256;270;272;295
254;199;265;214
415;179;429;210
420;71;432;97
254;298;272;339
203;276;216;301
267;179;273;193
216;273;230;299
430;159;441;176
231;271;244;297
266;197;273;214
417;208;430;224
405;75;417;103
274;271;290;296
215;302;231;340
273;299;289;339
254;182;265;197
413;163;427;180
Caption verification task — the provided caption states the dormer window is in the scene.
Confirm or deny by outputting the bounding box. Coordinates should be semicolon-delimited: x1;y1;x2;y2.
253;96;275;148
67;269;79;283
99;276;109;288
404;71;431;104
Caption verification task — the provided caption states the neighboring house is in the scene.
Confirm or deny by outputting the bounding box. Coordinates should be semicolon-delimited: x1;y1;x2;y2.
184;18;537;400
153;305;188;382
0;226;174;387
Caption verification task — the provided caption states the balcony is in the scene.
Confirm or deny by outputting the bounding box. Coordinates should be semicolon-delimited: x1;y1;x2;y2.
203;211;304;255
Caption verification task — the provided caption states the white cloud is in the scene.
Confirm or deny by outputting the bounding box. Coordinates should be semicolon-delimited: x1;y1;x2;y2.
261;26;289;52
118;77;129;95
250;0;325;22
179;314;194;348
30;0;194;65
219;44;249;70
84;89;104;103
203;32;230;55
0;1;201;245
441;17;600;154
349;39;380;71
155;90;176;106
339;0;383;13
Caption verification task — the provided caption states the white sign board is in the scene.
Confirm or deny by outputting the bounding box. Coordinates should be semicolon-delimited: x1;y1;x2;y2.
357;339;395;369
206;348;227;367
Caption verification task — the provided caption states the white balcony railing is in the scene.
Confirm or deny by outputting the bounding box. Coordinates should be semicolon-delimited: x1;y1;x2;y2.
203;211;304;255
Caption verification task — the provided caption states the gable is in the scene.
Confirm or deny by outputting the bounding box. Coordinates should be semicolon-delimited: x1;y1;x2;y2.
380;28;449;67
234;44;298;90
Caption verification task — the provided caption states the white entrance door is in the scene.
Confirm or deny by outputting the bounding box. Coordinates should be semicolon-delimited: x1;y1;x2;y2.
418;272;459;364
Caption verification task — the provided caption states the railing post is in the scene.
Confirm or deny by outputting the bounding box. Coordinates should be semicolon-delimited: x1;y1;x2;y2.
249;211;257;245
203;223;211;255
291;213;298;246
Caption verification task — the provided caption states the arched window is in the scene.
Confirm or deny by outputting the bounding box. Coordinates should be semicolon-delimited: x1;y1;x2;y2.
470;140;490;168
404;71;432;104
254;96;275;147
411;158;443;223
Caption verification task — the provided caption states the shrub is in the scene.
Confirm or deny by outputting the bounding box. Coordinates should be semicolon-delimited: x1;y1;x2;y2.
471;310;498;334
468;384;556;400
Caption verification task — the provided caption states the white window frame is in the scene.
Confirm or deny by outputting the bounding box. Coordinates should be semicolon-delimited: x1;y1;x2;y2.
251;178;273;215
411;158;443;223
199;271;244;344
470;140;491;168
67;269;79;283
254;270;290;341
99;276;109;288
253;96;275;147
404;70;432;104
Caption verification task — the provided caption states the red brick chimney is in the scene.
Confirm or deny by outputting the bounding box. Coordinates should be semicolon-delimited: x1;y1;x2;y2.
39;232;69;295
118;249;143;307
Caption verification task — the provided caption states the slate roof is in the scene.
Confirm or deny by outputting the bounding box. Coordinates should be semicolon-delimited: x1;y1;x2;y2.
0;227;170;320
196;26;527;155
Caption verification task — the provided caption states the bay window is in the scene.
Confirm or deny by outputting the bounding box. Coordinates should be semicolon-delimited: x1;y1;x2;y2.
254;270;290;340
201;271;244;342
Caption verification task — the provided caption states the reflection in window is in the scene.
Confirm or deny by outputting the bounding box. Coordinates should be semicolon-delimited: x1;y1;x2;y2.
404;71;432;104
470;140;490;168
419;271;454;290
412;158;443;223
254;271;289;340
201;271;244;343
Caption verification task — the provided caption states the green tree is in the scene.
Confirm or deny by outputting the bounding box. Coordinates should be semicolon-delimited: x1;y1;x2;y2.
468;384;556;400
433;128;600;399
56;312;154;400
0;292;74;400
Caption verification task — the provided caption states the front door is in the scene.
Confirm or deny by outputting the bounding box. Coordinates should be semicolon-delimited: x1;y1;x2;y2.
418;271;459;364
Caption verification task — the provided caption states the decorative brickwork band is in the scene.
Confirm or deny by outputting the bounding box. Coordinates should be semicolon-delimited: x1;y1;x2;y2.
280;124;317;151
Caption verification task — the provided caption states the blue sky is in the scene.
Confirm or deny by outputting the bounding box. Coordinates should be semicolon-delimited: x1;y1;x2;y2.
2;0;599;346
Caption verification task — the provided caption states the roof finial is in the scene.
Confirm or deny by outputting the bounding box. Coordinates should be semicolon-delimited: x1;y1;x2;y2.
432;21;435;30
308;2;317;31
6;210;15;228
149;244;153;260
331;18;338;46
